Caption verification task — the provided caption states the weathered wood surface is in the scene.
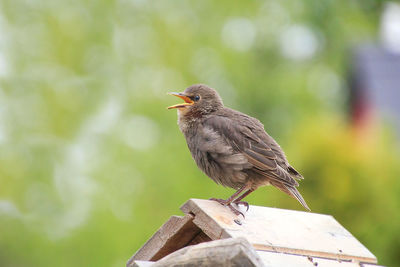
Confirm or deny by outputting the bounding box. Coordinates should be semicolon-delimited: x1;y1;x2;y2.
127;213;205;265
151;237;264;267
258;251;384;267
130;251;385;267
181;199;377;264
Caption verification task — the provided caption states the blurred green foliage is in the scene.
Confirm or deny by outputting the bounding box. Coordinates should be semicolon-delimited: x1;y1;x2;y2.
0;0;399;266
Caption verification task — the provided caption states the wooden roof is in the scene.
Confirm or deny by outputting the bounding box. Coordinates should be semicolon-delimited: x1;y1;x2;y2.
127;199;381;267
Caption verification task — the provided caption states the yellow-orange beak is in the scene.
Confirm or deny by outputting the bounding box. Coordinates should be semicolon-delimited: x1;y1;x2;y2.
167;92;194;109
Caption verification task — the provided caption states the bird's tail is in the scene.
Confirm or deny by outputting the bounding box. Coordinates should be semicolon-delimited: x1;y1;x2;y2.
288;166;304;180
271;181;311;211
286;186;311;211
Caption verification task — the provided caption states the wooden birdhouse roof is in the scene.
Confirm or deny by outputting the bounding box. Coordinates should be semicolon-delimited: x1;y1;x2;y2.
127;199;382;267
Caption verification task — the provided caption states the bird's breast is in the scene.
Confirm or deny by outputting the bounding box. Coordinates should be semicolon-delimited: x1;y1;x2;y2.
183;129;249;189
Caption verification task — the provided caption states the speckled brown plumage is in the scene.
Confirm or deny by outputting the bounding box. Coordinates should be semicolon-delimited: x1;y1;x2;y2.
168;84;310;216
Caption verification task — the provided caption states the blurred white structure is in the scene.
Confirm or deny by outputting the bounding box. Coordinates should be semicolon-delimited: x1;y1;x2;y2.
380;2;400;54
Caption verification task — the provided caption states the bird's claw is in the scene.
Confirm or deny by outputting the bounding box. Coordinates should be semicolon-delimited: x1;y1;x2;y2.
228;204;245;218
209;198;245;218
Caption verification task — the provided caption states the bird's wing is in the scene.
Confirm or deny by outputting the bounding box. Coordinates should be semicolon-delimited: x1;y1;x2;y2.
250;118;304;180
202;113;299;187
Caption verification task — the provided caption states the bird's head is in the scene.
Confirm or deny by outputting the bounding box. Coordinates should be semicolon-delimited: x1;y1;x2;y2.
167;84;224;116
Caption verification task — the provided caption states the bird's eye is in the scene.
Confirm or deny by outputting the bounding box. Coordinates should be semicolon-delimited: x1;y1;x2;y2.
194;95;200;101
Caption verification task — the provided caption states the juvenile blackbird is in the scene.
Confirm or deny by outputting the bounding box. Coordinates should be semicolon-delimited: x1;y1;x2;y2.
168;84;310;216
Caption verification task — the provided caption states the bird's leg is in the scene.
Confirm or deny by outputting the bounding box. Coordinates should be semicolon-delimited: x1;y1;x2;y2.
232;189;255;211
210;185;250;217
209;184;249;206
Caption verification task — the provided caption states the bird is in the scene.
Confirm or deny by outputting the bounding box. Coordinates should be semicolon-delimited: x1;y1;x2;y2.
167;84;310;216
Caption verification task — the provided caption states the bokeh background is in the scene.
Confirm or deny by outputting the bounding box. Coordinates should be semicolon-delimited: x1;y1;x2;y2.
1;0;399;266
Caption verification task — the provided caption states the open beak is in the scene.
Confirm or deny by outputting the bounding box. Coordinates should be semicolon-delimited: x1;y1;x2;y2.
167;92;194;109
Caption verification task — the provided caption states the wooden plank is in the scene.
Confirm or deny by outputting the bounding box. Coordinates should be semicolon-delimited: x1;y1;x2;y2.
258;250;363;267
181;198;233;240
127;214;202;266
152;237;264;267
180;199;377;264
187;231;212;246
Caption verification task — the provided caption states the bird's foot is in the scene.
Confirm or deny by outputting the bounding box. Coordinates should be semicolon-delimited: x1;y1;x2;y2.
209;198;229;206
209;198;245;218
233;201;249;211
228;204;245;218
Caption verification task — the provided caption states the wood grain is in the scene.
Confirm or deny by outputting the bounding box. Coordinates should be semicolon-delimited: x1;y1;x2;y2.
258;251;375;267
152;237;264;267
127;214;203;265
181;199;377;264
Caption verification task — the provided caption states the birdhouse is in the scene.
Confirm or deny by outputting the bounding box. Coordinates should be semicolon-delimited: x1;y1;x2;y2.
127;199;382;267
